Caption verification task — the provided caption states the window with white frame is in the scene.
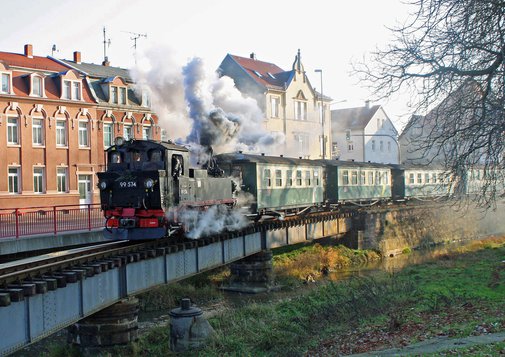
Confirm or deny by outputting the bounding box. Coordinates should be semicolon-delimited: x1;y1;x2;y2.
7;117;19;144
314;170;320;186
368;171;374;185
33;167;45;193
142;91;151;107
142;125;151;140
78;121;89;147
294;101;307;120
294;133;309;154
351;171;358;185
348;142;354;152
342;170;349;185
409;173;415;184
8;167;20;193
305;170;311;186
286;170;293;186
32;118;44;146
63;80;72;99
111;86;118;104
1;73;10;93
32;76;43;97
72;82;81;100
57;167;68;193
271;96;280;118
56;120;67;146
120;87;127;105
124;124;133;140
296;170;302;186
417;173;422;184
103;123;113;148
360;171;366;185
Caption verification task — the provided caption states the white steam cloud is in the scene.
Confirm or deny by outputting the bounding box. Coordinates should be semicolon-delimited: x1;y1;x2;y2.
179;205;250;239
131;46;284;158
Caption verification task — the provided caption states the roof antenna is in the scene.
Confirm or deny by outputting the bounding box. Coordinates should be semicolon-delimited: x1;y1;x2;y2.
102;26;111;66
122;31;147;64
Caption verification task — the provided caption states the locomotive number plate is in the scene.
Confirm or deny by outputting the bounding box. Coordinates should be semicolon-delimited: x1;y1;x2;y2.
119;181;137;188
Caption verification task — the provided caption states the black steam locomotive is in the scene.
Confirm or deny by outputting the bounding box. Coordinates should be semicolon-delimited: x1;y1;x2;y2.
97;137;235;239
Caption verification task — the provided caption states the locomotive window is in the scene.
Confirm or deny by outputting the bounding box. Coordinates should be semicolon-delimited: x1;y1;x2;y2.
305;171;311;186
286;170;293;186
275;170;282;187
149;149;162;162
172;154;184;177
417;173;422;184
342;170;349;185
264;169;271;187
109;152;121;164
351;171;358;185
368;171;374;185
296;170;302;186
132;151;142;162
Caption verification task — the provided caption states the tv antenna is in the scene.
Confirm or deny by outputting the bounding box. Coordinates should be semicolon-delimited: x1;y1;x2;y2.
103;26;112;64
123;31;147;50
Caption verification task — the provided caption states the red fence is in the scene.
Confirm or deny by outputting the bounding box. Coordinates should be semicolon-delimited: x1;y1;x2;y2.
0;204;105;239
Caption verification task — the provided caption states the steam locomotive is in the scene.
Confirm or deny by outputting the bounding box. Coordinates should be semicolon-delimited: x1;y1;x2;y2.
97;138;471;240
97;137;234;239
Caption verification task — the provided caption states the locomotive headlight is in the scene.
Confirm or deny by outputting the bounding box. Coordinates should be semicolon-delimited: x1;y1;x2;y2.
144;178;154;189
99;181;108;190
114;136;125;146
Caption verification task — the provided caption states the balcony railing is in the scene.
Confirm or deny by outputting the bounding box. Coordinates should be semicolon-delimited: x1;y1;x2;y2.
0;204;105;239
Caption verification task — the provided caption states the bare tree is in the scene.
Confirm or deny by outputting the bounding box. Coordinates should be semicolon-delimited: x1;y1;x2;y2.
356;0;505;208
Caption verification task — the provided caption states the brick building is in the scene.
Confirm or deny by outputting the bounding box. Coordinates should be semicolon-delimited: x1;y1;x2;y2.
0;45;159;209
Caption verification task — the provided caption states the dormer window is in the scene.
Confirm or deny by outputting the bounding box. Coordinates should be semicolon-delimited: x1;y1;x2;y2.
61;72;82;101
111;86;118;103
1;73;11;94
63;80;71;99
31;75;45;97
120;87;127;105
142;91;151;108
73;82;81;100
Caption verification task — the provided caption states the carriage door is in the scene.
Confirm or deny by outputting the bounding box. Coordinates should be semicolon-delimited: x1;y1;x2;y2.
78;174;92;205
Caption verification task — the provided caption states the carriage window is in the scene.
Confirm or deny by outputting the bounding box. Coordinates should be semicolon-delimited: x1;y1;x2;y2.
351;171;358;185
368;171;374;185
342;170;349;185
376;171;382;185
172;154;184;177
264;169;271;187
417;173;422;184
305;171;311;186
149;149;162;161
314;171;320;186
384;172;389;185
275;170;282;186
432;173;437;183
425;173;430;183
296;170;302;186
409;173;415;184
286;170;293;186
360;171;366;185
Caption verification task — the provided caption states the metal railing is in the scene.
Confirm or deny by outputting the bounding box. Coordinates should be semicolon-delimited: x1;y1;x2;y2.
0;204;105;239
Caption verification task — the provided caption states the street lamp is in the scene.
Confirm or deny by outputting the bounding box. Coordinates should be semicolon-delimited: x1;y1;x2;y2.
314;69;325;159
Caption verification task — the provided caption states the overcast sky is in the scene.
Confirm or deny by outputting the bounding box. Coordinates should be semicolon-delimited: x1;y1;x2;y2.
1;0;414;130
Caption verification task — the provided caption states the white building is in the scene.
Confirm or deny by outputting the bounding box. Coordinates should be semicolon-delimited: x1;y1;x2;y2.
331;102;399;164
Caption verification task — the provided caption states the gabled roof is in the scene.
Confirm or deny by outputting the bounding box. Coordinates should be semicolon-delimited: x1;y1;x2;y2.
331;105;381;130
0;51;68;72
59;59;132;82
228;54;294;90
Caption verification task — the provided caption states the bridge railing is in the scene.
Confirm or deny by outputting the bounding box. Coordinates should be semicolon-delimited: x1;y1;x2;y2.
0;204;105;239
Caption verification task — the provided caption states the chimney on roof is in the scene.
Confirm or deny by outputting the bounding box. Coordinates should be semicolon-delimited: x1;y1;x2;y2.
365;100;371;108
102;56;110;67
73;51;81;64
250;52;256;60
24;44;33;58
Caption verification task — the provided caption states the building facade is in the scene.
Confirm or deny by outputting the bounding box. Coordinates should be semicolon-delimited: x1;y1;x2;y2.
218;50;332;159
0;45;159;209
331;102;399;164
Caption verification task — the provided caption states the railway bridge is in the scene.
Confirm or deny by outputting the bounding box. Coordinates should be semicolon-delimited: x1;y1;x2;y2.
0;211;354;355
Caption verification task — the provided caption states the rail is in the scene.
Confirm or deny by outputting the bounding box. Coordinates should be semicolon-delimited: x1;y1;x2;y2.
0;204;104;239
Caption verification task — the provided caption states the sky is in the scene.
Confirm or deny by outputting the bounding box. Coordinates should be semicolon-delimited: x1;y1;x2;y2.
0;0;415;131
